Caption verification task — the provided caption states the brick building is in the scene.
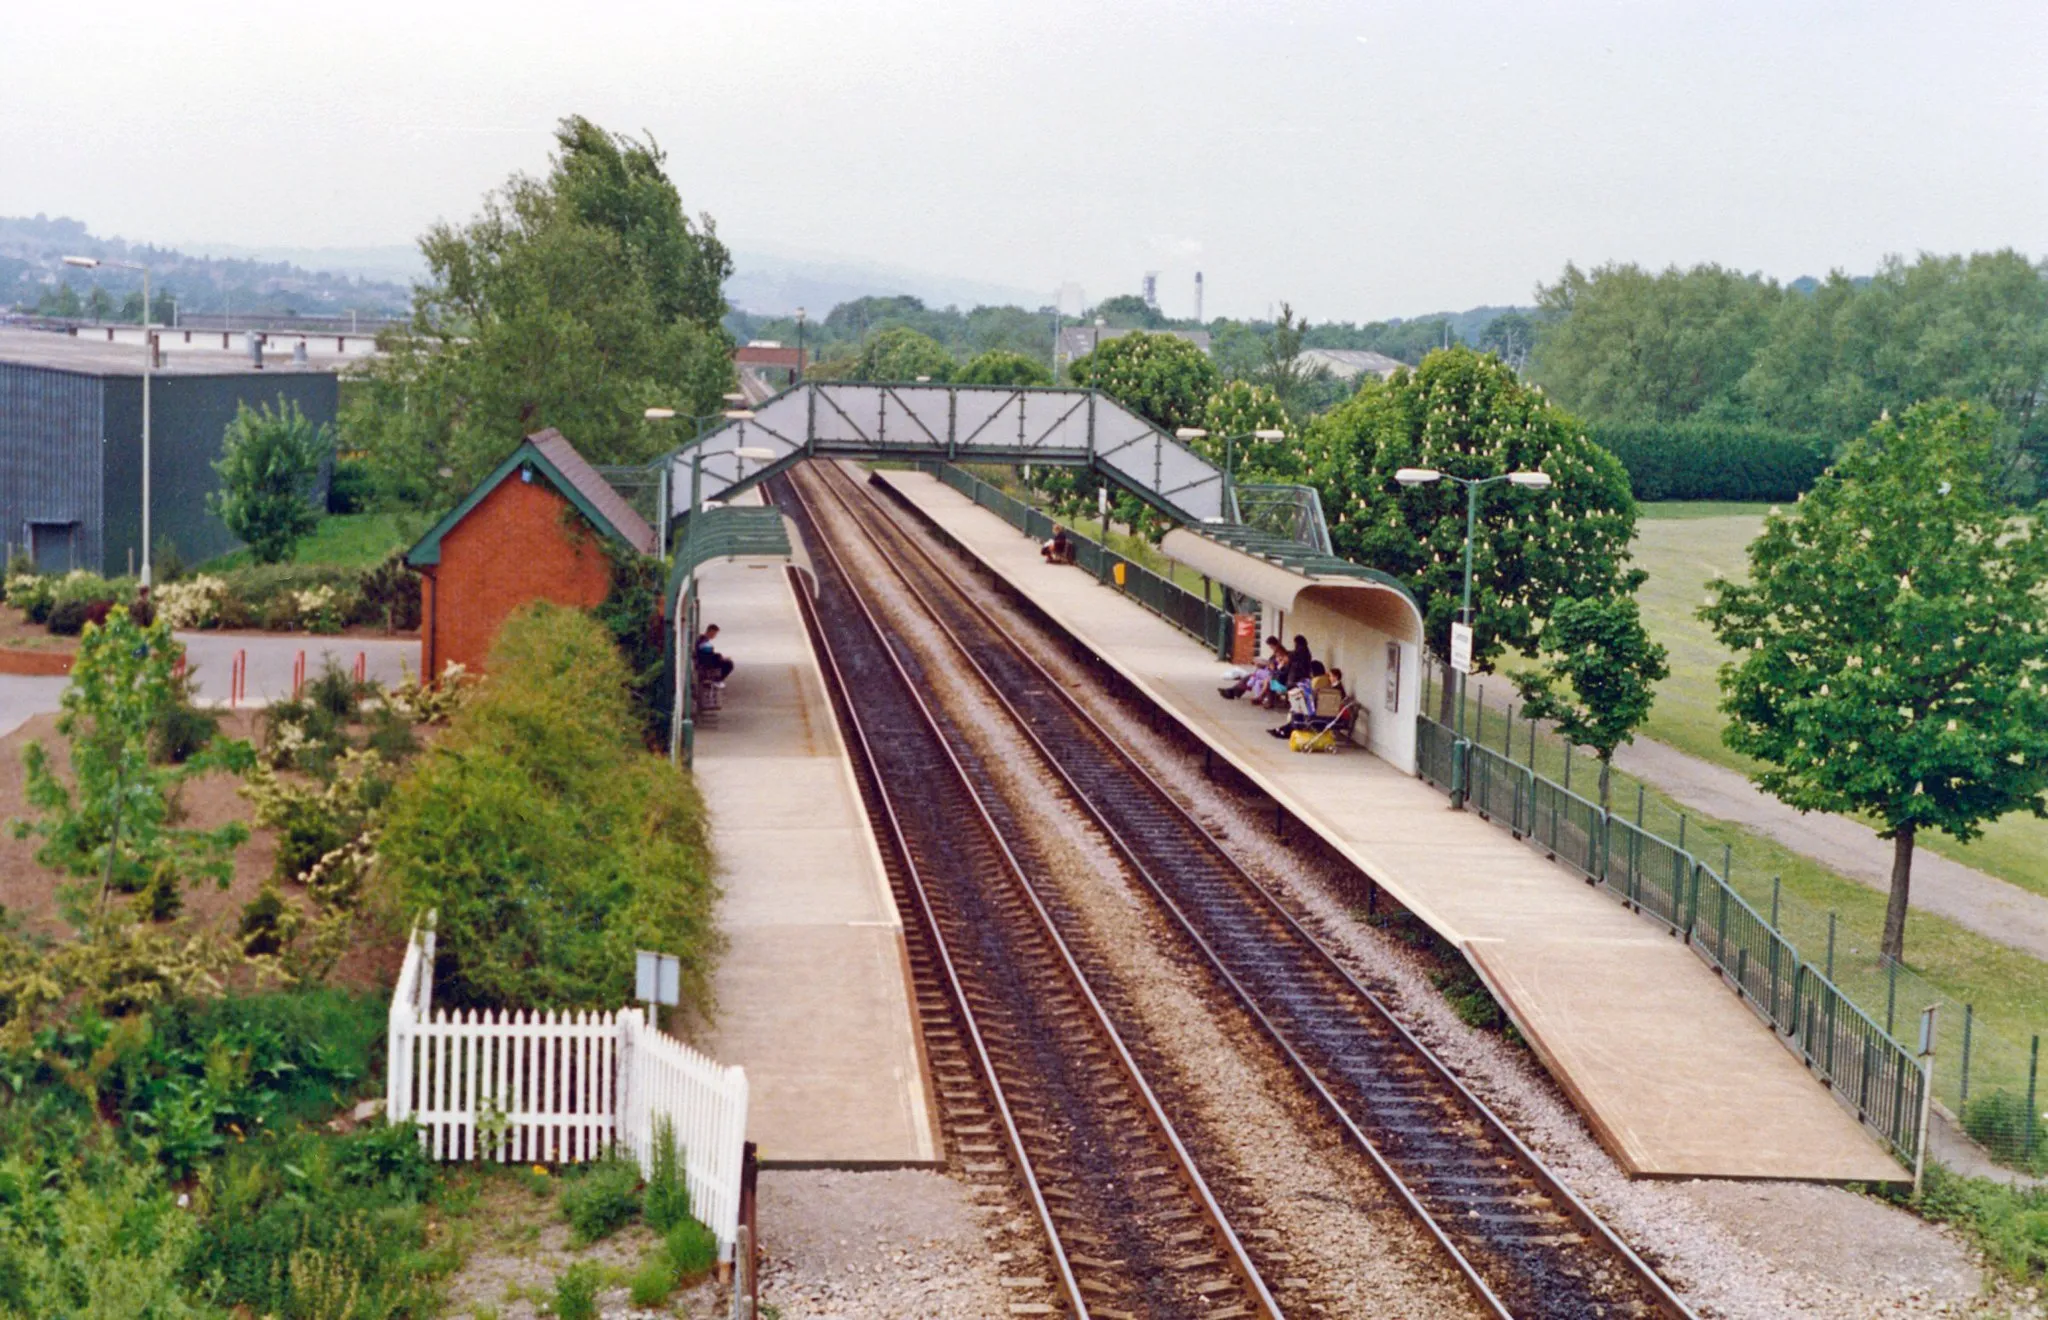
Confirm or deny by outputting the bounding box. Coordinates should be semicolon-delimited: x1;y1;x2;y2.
405;429;658;677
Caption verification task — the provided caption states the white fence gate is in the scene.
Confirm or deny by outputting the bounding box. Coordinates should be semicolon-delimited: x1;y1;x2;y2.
386;921;750;1258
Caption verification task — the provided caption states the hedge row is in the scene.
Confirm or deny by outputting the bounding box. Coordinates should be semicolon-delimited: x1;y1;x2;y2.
4;555;420;636
1588;421;1834;502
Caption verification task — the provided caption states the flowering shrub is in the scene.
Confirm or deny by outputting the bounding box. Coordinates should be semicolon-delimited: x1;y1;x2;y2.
154;575;228;630
293;585;348;635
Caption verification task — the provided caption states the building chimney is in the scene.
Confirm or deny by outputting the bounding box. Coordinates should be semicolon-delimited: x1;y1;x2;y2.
1194;271;1204;323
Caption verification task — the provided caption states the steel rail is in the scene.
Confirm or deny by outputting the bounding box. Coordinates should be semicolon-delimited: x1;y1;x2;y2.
813;460;1697;1320
779;470;1282;1320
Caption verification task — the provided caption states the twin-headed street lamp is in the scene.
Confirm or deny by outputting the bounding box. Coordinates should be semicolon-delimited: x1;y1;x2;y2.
1175;426;1287;516
64;255;155;585
1393;466;1553;807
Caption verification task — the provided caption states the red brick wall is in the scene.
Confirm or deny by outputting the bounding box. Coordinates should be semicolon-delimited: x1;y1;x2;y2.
418;473;614;677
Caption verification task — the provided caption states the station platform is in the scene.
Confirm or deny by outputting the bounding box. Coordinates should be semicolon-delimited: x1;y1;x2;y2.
870;466;1902;1183
691;552;941;1168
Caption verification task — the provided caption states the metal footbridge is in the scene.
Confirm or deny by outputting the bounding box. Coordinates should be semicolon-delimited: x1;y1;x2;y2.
668;381;1233;529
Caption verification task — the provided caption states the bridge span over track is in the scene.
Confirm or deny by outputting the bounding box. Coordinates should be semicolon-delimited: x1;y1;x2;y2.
670;381;1232;526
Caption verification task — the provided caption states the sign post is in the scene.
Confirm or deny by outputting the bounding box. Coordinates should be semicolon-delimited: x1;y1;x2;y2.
636;949;681;1035
1914;1005;1938;1198
1449;623;1473;676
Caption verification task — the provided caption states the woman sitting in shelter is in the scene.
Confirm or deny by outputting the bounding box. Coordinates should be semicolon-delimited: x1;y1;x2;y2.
1218;634;1287;701
1041;526;1076;565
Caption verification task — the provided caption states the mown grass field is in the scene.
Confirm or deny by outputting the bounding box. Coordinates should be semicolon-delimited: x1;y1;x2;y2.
202;511;422;572
1631;503;2048;901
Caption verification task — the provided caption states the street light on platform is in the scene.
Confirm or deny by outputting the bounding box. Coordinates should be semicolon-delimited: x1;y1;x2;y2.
1176;426;1288;519
65;255;155;584
1393;466;1554;808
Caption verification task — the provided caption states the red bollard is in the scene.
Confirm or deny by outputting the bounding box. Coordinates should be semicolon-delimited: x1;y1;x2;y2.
230;649;247;709
354;651;367;685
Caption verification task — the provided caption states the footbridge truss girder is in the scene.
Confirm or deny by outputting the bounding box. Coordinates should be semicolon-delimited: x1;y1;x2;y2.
666;381;1229;530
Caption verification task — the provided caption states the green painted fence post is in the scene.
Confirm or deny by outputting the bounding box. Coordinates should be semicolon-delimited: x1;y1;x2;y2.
1771;876;1781;928
1505;702;1515;763
1961;1004;1974;1106
1827;912;1837;981
2028;1036;2041;1159
1886;959;1898;1037
1717;877;1730;967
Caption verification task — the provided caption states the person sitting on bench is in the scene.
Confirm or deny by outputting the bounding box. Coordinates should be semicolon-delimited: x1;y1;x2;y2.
1041;526;1076;565
695;624;735;684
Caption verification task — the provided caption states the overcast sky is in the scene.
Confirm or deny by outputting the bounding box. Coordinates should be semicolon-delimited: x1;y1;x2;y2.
5;0;2044;321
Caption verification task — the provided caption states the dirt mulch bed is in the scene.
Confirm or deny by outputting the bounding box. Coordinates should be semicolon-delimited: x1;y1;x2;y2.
0;709;406;994
0;604;79;673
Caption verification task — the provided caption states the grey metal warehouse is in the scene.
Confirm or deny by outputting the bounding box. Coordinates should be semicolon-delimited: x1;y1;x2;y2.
0;327;342;575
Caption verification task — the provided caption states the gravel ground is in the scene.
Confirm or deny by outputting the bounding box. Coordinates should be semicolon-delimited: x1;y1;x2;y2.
756;1166;1020;1316
840;472;2040;1320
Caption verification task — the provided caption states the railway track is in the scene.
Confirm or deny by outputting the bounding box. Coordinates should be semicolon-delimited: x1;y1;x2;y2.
796;460;1697;1320
776;472;1281;1320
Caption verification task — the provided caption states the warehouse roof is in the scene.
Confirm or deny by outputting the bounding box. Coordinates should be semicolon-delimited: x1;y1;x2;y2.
0;327;356;377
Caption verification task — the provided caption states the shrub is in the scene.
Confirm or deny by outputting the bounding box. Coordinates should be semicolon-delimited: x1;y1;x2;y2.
45;598;94;635
1588;421;1833;502
150;700;220;766
359;550;423;632
553;1261;603;1320
642;1118;690;1231
154;575;227;630
380;604;719;1011
559;1153;641;1244
328;456;374;515
665;1216;719;1280
210;397;331;565
4;572;50;616
238;886;295;956
629;1248;678;1305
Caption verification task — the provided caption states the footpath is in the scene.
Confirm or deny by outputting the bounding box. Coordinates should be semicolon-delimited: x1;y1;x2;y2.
1614;737;2048;962
871;466;1902;1183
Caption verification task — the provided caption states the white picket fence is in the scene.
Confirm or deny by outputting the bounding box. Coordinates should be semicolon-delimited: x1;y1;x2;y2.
385;920;750;1258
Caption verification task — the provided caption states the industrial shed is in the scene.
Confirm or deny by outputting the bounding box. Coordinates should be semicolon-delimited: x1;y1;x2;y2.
0;327;340;574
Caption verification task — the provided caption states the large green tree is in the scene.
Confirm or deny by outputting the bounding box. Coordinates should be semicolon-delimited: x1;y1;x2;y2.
1701;400;2048;962
1531;261;1781;423
344;116;735;508
955;349;1052;387
1066;330;1219;433
1301;348;1641;707
1199;381;1295;479
209;398;332;564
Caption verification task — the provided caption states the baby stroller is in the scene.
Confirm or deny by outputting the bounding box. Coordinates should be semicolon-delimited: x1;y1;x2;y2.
1287;688;1359;753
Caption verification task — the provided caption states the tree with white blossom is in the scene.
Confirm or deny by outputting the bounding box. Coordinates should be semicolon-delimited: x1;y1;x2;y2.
1701;400;2048;962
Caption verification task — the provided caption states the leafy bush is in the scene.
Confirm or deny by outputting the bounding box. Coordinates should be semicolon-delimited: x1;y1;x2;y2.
552;1261;603;1320
665;1215;719;1279
3;572;48;615
45;598;96;635
328;456;375;515
359;550;423;632
629;1249;678;1306
641;1118;689;1231
150;700;220;766
380;604;719;1011
210;397;332;565
1588;421;1833;502
559;1154;641;1244
153;576;228;630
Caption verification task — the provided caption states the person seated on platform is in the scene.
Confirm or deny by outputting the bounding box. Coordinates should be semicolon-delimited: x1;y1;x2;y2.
1219;634;1287;700
1326;666;1348;700
1041;526;1076;565
1261;634;1312;709
694;624;735;686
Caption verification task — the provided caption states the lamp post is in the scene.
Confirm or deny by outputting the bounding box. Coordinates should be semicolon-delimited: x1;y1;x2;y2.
646;406;760;765
65;255;154;584
794;307;806;384
1393;466;1554;807
1175;426;1287;520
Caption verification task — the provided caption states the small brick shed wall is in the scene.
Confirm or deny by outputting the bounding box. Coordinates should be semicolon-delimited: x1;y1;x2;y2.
418;471;614;677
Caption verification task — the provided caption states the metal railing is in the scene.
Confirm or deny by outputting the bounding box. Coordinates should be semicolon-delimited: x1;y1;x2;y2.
1419;721;1927;1167
926;463;1238;656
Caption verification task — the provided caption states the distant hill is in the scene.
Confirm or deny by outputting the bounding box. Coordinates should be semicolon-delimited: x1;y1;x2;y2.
727;247;1047;317
0;215;414;320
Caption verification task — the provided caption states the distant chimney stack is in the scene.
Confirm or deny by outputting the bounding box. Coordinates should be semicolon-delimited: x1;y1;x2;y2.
1194;271;1204;323
1142;272;1159;311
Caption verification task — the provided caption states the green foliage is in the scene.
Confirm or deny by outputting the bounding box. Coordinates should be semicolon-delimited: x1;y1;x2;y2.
1701;400;2048;960
1250;302;1340;418
954;349;1052;387
1196;381;1295;478
1908;1163;2048;1284
552;1261;603;1320
628;1248;678;1306
641;1118;689;1232
559;1155;641;1245
358;550;424;632
1588;420;1833;502
1066;331;1219;433
344;116;735;509
593;547;669;746
148;693;219;767
327;456;374;515
664;1216;718;1279
12;608;249;927
209;397;333;565
1296;347;1641;675
1512;594;1669;807
0;1154;206;1318
380;604;719;1011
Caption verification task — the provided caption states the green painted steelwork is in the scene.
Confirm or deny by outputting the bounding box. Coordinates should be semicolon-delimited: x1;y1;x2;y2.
664;505;800;606
1415;711;1925;1170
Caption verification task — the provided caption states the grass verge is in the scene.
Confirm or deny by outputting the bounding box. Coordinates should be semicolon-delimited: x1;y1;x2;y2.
203;511;422;571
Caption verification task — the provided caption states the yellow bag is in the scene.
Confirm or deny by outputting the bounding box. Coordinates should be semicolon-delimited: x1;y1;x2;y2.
1290;728;1336;754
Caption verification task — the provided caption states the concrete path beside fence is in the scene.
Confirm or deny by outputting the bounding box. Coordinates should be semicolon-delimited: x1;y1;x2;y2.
1614;736;2048;963
692;548;941;1168
871;466;1903;1184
